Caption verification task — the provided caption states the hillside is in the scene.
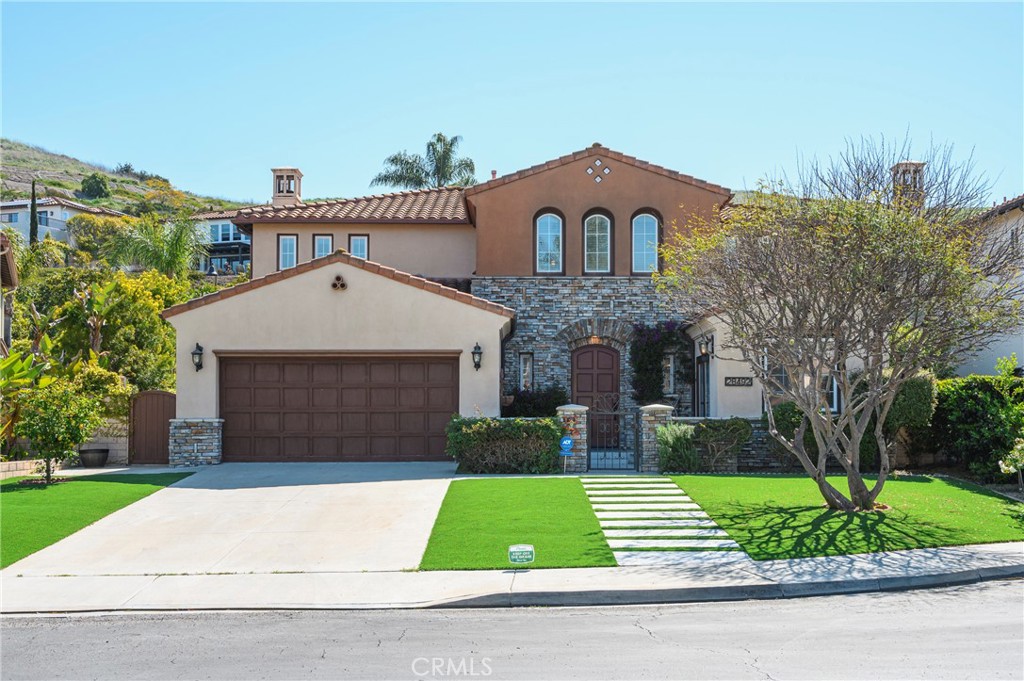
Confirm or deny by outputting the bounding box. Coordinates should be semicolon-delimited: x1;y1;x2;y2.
0;138;246;215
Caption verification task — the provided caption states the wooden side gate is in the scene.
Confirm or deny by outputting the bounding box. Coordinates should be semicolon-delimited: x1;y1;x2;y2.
129;391;176;464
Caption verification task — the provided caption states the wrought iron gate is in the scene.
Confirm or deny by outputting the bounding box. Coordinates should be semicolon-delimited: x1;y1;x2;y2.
588;394;640;471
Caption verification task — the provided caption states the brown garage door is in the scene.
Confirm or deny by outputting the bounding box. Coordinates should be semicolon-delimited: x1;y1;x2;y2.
219;355;459;462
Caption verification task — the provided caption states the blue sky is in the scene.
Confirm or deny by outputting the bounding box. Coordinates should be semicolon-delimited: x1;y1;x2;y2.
3;2;1022;205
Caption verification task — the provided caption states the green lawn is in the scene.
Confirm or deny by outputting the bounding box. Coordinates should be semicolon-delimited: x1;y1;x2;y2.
1;473;191;568
673;474;1024;561
420;478;616;570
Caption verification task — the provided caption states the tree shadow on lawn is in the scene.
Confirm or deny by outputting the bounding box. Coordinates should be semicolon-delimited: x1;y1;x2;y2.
710;501;1005;561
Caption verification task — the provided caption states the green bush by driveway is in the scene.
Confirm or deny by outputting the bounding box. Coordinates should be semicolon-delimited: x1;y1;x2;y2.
1;473;191;568
420;478;615;570
445;416;561;474
673;474;1024;561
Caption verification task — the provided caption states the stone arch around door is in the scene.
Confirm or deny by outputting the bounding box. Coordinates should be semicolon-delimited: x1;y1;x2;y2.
557;317;635;412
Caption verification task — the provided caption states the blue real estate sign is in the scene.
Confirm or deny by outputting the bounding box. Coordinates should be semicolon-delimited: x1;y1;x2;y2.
559;436;574;456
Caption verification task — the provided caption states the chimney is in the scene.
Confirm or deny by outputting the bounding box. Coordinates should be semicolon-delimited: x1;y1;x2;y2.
271;167;303;207
491;170;497;180
891;161;925;209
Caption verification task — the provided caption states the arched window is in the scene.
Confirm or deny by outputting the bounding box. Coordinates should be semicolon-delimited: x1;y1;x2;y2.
632;213;659;273
584;213;612;273
535;212;563;273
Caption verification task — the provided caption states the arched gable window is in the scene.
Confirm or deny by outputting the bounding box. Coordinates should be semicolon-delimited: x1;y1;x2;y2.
631;212;660;273
583;212;612;274
535;212;563;273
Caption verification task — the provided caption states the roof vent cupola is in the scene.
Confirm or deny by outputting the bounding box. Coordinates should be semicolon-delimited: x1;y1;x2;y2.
891;161;925;210
271;167;303;207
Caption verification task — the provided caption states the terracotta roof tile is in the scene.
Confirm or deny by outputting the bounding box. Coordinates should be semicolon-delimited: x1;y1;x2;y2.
465;143;732;198
191;208;244;221
232;187;468;225
977;193;1024;222
162;250;514;320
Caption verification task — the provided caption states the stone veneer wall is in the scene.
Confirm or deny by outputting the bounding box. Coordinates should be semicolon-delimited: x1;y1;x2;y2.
472;277;693;415
169;419;223;467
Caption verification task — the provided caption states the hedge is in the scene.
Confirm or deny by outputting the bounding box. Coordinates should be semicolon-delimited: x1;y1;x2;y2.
501;385;569;418
657;422;698;473
445;415;562;474
931;375;1024;481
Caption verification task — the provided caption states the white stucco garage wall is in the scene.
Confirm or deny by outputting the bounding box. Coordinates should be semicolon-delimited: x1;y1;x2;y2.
165;254;513;419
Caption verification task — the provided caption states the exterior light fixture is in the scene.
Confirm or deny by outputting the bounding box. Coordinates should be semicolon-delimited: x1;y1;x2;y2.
191;343;204;372
698;336;714;357
471;343;483;371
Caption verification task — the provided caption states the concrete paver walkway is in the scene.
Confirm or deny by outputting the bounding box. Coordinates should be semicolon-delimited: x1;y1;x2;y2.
580;475;742;565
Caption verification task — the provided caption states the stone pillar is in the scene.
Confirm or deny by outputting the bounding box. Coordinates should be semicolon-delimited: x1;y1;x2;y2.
168;418;223;467
639;404;674;473
556;404;589;474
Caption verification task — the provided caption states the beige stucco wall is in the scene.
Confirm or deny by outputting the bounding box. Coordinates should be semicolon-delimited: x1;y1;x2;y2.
167;260;512;419
687;314;865;418
249;223;476;279
957;209;1024;376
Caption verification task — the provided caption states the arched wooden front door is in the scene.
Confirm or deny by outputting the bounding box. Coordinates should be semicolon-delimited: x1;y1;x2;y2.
571;345;620;448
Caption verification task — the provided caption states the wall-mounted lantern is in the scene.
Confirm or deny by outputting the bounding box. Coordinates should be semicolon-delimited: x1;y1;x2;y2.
472;343;483;371
191;343;205;372
698;335;714;357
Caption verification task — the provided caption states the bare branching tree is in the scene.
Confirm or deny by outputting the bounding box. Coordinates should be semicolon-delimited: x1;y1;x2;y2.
659;136;1023;511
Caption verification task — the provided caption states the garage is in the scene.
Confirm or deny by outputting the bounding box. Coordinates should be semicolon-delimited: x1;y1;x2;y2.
163;251;513;466
219;355;458;461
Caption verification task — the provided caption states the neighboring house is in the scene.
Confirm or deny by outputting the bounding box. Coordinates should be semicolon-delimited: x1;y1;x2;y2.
956;192;1024;376
0;196;124;245
165;144;751;466
191;209;251;274
1;232;18;356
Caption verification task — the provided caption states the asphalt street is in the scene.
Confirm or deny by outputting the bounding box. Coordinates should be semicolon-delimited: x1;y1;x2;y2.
2;580;1021;680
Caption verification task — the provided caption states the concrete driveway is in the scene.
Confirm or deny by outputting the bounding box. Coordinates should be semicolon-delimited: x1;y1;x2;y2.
3;463;456;576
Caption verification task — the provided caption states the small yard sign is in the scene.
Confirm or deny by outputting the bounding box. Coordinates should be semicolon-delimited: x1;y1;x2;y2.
508;544;535;564
559;436;574;456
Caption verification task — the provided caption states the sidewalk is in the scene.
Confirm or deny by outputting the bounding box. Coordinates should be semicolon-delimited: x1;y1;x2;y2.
2;541;1021;613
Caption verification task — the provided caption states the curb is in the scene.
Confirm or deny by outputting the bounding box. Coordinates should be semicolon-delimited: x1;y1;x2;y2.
2;565;1020;616
432;564;1024;609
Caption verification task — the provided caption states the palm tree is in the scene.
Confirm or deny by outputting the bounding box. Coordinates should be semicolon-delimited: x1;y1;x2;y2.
370;133;477;190
104;213;208;278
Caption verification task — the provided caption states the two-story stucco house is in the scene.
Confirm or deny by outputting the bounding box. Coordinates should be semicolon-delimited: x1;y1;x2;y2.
164;145;769;467
191;208;252;275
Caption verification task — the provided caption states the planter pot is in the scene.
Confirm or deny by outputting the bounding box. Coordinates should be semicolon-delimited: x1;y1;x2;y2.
78;448;109;468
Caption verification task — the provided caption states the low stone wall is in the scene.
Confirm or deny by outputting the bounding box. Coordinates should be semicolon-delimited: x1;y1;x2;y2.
169;419;223;467
0;459;46;480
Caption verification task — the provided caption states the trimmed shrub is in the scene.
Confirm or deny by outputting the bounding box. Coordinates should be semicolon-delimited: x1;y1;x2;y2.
932;375;1024;481
446;415;561;474
502;384;569;418
657;422;698;473
694;418;753;470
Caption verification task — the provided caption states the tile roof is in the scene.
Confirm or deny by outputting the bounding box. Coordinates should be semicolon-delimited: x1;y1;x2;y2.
162;250;514;319
977;193;1024;222
464;143;733;198
232;187;468;225
1;196;126;217
192;208;242;221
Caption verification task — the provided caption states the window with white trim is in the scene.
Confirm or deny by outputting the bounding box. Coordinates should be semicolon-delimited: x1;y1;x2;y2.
278;234;297;270
632;213;658;273
314;235;333;259
349;235;368;260
535;214;562;273
518;353;534;391
584;213;611;273
663;353;677;395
